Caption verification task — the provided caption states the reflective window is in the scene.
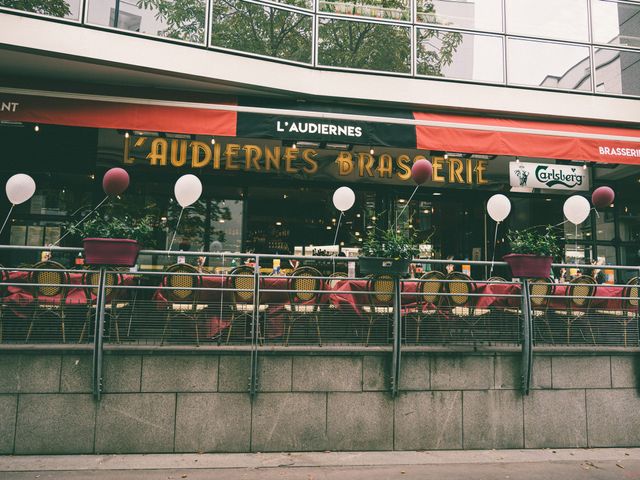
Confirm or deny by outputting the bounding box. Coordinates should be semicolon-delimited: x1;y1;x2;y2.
416;0;503;32
619;202;640;242
592;0;640;48
266;0;312;9
506;0;589;42
211;0;313;63
319;0;410;21
595;205;616;240
594;48;640;95
318;18;411;73
0;0;81;20
87;0;206;43
417;29;503;82
507;39;592;91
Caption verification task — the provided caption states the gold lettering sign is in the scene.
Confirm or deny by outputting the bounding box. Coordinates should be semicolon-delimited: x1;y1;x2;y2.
123;137;488;186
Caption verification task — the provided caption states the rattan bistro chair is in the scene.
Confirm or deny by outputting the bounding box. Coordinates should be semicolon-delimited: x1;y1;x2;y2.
362;274;394;346
529;278;556;344
26;261;69;343
555;275;597;344
226;266;267;343
595;276;639;347
79;271;125;343
0;267;6;343
405;271;445;344
160;263;206;346
284;266;323;346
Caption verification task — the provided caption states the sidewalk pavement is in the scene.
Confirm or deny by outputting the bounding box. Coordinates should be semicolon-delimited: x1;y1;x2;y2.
1;449;640;479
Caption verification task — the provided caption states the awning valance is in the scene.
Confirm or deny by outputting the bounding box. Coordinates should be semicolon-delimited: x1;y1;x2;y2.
1;88;638;165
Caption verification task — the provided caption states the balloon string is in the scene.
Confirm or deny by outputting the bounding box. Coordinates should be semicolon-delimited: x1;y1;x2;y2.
0;204;15;237
489;221;500;278
333;211;344;247
395;185;420;231
53;196;109;246
167;207;185;255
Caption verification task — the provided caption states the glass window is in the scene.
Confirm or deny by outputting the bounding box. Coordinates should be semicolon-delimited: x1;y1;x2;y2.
319;0;410;21
592;0;640;48
596;244;617;266
211;0;313;63
417;29;503;82
87;0;206;44
507;39;592;91
506;0;589;42
318;18;411;73
416;0;503;32
619;202;640;242
0;0;81;20
595;205;616;241
594;48;640;95
564;214;592;241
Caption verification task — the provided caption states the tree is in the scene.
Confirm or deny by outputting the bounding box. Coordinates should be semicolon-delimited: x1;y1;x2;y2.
210;0;312;63
0;0;71;17
137;0;206;43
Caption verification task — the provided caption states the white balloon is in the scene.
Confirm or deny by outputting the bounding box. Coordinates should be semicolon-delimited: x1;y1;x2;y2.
487;194;511;222
174;174;202;208
6;174;36;205
563;195;590;225
332;186;355;212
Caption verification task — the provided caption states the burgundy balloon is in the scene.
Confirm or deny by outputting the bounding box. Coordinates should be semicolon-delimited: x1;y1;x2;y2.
592;186;615;209
102;168;130;196
411;159;433;185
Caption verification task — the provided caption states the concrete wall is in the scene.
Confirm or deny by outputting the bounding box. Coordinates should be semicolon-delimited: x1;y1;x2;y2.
1;351;639;454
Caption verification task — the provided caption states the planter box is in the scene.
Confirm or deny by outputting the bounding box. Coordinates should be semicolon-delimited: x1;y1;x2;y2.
359;257;410;276
83;238;140;266
503;253;553;278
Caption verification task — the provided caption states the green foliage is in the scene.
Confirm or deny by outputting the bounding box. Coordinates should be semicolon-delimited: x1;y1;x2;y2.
69;213;156;245
0;0;71;17
507;226;561;258
362;226;419;260
211;0;312;62
137;0;206;43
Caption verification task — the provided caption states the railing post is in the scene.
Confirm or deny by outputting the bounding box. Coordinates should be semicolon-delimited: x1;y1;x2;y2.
249;256;260;398
92;267;107;401
390;276;402;398
520;278;533;395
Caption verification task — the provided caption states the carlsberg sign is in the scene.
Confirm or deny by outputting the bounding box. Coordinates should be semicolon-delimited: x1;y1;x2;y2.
509;162;589;191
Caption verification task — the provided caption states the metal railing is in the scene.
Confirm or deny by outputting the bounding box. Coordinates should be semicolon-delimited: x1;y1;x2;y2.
0;245;637;399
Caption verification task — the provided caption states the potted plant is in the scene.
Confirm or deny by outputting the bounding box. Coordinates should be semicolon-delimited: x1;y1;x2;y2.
69;213;155;266
360;226;419;276
503;226;561;278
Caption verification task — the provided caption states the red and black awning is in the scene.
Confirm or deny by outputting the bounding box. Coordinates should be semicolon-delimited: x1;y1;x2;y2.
1;89;639;165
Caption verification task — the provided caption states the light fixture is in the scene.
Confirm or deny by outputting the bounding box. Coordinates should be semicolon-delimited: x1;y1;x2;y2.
332;218;337;223
423;209;429;214
275;221;282;226
369;147;375;155
545;198;552;202
124;131;130;139
340;241;345;246
34;124;40;132
371;216;377;221
291;142;297;150
211;137;216;145
326;226;332;230
219;219;225;223
283;194;287;199
583;163;587;170
88;174;95;180
355;232;360;236
515;156;520;163
399;199;406;203
356;213;361;218
433;192;442;196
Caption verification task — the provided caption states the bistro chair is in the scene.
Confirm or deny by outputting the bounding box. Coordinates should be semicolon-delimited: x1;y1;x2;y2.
529;278;556;344
284;266;323;346
362;274;394;346
26;261;69;343
160;263;206;346
226;266;267;343
405;270;444;344
79;271;125;343
555;275;596;344
328;271;348;289
596;277;639;347
442;272;482;341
